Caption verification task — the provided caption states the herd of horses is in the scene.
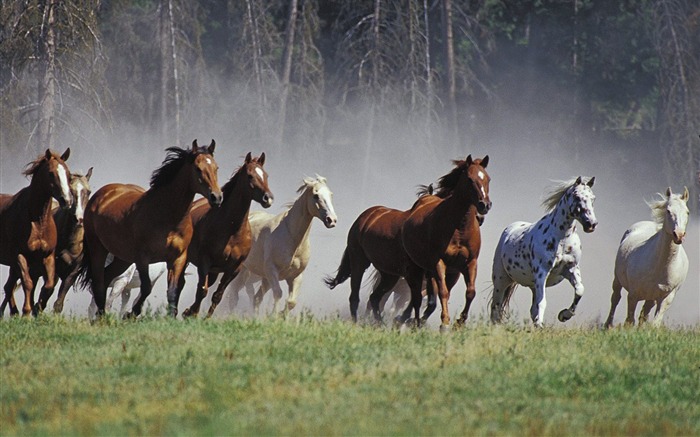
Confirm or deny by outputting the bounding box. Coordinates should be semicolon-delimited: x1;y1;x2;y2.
0;142;691;329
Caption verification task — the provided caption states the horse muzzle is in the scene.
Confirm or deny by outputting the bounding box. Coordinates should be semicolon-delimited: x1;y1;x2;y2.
582;220;597;233
672;231;685;245
323;215;337;229
208;191;223;207
477;200;492;215
261;193;274;208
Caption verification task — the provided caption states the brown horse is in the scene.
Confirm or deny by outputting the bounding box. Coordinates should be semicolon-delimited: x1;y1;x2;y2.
398;156;490;329
47;168;93;313
0;149;73;316
180;152;273;318
79;140;222;318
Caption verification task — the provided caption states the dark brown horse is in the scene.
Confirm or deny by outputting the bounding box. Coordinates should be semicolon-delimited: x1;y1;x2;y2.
399;155;491;329
79;140;222;317
46;168;93;313
0;149;73;316
180;152;273;318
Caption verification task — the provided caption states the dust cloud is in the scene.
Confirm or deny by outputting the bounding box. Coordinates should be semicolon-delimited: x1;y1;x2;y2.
1;104;697;329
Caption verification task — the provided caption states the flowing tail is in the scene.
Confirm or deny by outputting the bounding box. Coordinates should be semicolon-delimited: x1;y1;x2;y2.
323;248;352;289
76;239;94;294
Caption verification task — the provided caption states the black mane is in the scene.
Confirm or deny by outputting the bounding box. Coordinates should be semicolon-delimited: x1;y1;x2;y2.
150;146;198;189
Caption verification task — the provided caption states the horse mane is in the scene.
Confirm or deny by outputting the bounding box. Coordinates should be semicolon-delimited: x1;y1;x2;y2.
647;193;671;224
150;146;198;189
433;159;468;197
23;152;53;177
296;175;327;194
415;183;435;198
541;177;591;212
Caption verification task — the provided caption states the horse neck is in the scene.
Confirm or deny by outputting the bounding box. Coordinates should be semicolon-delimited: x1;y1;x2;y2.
27;171;54;221
283;191;315;245
221;172;253;228
54;208;82;254
146;166;198;222
434;184;476;236
540;199;577;240
650;224;683;265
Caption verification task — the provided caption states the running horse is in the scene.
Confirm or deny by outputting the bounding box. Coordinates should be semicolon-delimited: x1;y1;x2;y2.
490;177;597;327
0;149;73;316
79;140;222;317
180;152;273;318
398;156;491;330
325;156;490;329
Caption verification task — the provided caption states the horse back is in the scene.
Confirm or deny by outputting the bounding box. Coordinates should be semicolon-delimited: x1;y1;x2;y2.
349;205;411;274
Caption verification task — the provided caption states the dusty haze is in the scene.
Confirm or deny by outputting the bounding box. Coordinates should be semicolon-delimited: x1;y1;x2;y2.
1;105;698;328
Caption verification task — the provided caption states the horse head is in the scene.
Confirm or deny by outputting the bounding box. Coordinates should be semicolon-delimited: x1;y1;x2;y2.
569;176;598;233
465;155;492;215
661;187;690;244
242;152;273;208
26;148;73;209
191;139;223;207
301;175;337;228
69;167;92;226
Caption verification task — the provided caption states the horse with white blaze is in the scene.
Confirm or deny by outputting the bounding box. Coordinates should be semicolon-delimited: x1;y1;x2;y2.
490;176;598;327
605;187;690;328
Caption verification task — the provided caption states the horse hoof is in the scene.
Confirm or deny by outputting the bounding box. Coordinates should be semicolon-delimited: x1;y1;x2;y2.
558;309;574;322
182;308;194;318
439;324;450;334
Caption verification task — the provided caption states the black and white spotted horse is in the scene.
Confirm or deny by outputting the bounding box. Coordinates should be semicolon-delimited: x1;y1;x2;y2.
490;176;598;327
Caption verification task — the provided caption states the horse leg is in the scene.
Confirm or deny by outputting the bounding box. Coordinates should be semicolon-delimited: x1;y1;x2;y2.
106;271;131;315
651;289;677;327
36;253;57;313
396;266;423;327
183;264;211;318
490;261;514;324
605;277;623;328
348;251;370;322
285;274;304;313
368;273;399;323
638;300;655;325
624;294;639;326
163;254;188;318
225;268;249;312
253;279;270;315
421;276;438;322
530;276;548;328
558;265;584;323
207;270;237;318
15;254;35;316
432;260;452;331
456;259;478;325
128;262;155;318
53;264;79;314
2;267;21;316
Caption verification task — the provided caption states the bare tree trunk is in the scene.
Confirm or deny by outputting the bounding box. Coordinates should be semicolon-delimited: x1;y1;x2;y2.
362;0;382;197
441;0;457;144
245;0;266;135
37;0;58;152
277;0;298;147
160;1;169;146
167;0;181;145
423;0;433;148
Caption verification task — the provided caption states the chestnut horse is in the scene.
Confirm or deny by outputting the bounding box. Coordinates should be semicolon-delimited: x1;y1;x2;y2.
0;149;73;316
325;156;490;329
79;140;222;317
180;152;273;318
398;156;491;329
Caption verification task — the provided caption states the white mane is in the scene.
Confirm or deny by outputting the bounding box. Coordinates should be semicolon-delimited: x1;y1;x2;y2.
541;178;589;212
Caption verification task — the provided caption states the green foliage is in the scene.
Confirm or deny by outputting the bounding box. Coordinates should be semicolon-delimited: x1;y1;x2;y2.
2;316;698;435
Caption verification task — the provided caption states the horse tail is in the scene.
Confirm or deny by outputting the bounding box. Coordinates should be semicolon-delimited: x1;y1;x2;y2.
324;247;352;289
76;239;94;293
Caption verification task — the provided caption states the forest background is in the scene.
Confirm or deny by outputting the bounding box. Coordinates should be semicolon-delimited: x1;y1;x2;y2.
0;0;698;324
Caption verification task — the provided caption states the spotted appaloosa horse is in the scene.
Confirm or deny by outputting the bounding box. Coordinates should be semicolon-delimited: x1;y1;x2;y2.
490;177;597;327
605;187;689;327
0;149;73;316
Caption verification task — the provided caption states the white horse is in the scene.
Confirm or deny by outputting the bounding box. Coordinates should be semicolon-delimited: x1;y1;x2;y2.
491;176;598;327
605;187;690;328
226;176;337;313
88;258;166;318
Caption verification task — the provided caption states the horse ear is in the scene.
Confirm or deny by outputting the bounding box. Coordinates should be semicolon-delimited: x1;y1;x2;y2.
45;149;52;159
587;176;595;187
61;148;71;161
245;152;252;163
666;187;672;197
191;139;199;152
466;155;473;165
682;187;689;201
86;167;93;181
575;176;582;185
258;152;266;166
481;155;489;168
207;139;216;155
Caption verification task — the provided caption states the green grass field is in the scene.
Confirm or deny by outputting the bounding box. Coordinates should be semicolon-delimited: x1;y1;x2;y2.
1;315;698;436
